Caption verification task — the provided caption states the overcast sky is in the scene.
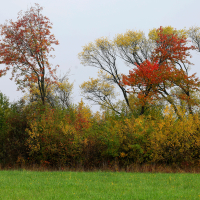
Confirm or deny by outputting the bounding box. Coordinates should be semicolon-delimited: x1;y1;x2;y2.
0;0;200;112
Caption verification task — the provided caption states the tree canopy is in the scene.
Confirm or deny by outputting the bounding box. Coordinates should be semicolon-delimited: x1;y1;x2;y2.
79;26;200;117
0;3;59;104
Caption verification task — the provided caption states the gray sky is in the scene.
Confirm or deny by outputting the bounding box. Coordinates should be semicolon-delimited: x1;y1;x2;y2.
0;0;200;112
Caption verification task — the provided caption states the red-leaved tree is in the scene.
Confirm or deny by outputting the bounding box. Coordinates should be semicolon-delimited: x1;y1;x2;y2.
122;27;199;117
152;27;199;115
0;4;59;105
122;60;170;115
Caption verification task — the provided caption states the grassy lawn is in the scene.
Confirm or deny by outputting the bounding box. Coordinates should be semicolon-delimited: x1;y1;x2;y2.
0;170;199;200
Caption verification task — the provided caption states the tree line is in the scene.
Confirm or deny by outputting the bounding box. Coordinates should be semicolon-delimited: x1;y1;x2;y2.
0;4;200;169
0;4;200;118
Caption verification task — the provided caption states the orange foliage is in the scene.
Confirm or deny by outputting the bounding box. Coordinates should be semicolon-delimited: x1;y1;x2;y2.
74;100;92;133
0;4;59;104
122;27;200;115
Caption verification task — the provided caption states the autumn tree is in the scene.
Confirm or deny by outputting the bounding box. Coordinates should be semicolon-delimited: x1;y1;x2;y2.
79;26;200;117
23;73;73;109
151;27;199;115
122;27;199;117
78;33;152;113
0;4;59;105
122;60;167;115
80;70;120;114
78;37;133;110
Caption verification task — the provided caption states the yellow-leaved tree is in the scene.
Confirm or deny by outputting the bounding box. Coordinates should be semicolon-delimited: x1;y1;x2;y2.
23;73;73;109
79;26;200;117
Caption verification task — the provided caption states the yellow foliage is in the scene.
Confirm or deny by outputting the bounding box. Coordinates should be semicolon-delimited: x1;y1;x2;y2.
74;99;93;132
93;111;102;122
150;112;200;162
113;30;144;53
149;26;188;41
77;99;92;120
95;37;113;48
97;69;114;81
78;37;113;66
25;107;77;155
188;26;200;37
22;99;200;166
58;81;73;93
81;42;94;52
26;119;41;153
97;103;200;164
80;77;115;97
80;78;99;91
22;78;73;107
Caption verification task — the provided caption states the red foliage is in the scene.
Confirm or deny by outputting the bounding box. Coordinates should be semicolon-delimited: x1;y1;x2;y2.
122;60;168;87
0;4;59;104
151;26;195;65
122;27;199;114
122;60;168;107
74;105;91;132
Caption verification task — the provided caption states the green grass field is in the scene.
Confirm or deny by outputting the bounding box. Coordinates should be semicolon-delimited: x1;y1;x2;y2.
0;170;200;200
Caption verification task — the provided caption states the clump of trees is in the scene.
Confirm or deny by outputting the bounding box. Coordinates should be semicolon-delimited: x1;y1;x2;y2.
0;4;200;170
79;26;200;118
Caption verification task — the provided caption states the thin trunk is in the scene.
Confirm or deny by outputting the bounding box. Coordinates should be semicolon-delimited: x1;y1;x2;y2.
186;91;193;115
165;95;182;120
140;105;145;115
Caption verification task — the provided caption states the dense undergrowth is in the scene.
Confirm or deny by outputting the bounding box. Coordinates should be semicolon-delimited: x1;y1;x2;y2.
0;92;200;172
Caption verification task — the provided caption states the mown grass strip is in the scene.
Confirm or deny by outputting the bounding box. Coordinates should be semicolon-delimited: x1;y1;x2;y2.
0;170;199;200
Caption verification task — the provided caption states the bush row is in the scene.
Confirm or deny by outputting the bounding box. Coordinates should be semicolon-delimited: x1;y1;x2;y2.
0;94;200;169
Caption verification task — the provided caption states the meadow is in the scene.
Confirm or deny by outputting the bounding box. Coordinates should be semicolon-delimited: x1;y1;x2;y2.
0;170;200;200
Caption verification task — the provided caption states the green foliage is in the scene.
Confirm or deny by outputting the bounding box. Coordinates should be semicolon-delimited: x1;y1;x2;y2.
0;97;200;169
1;23;200;170
0;98;29;166
24;102;79;167
0;92;10;133
0;92;10;164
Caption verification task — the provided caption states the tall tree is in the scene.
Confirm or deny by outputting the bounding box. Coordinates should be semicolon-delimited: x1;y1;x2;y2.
79;26;199;116
122;27;199;117
0;4;59;105
152;27;198;115
78;32;151;112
